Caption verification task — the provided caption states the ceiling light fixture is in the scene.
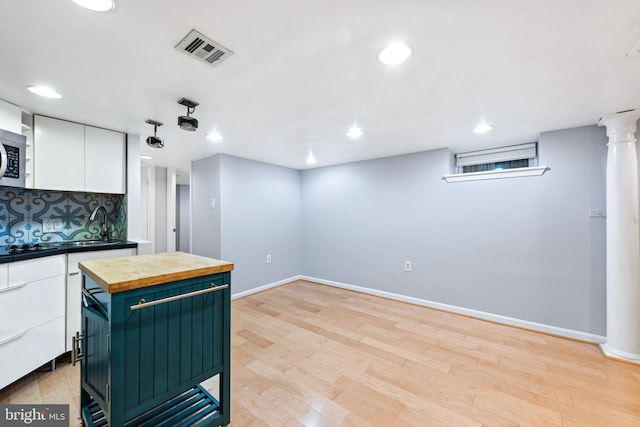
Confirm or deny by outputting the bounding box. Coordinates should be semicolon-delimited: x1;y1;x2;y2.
177;97;199;131
71;0;115;12
206;132;223;142
26;85;62;99
306;151;317;165
145;119;164;148
473;123;494;134
140;155;153;160
347;126;363;139
378;41;412;65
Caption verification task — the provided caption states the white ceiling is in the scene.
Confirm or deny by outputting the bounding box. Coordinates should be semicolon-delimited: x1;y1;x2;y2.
2;1;640;179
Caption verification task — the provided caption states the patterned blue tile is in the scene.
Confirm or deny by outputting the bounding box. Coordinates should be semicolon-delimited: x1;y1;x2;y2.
1;187;126;245
5;216;29;245
0;188;12;240
0;187;28;219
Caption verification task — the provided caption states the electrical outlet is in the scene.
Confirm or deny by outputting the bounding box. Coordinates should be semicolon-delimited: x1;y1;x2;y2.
404;260;412;272
266;254;272;264
43;218;63;233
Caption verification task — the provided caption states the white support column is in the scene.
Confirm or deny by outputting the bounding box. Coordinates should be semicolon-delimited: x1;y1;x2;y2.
598;110;640;363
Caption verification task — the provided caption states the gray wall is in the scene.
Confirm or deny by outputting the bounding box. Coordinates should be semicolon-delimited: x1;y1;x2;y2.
176;184;191;252
192;156;221;258
191;154;302;294
301;125;607;335
154;166;167;253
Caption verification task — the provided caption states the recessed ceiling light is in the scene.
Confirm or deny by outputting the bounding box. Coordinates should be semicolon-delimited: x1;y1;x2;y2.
26;86;62;99
346;126;363;139
206;132;223;142
71;0;115;12
140;155;153;160
473;123;494;134
378;42;412;65
306;152;316;165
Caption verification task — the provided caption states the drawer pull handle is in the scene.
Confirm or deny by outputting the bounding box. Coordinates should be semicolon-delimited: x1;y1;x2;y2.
71;331;84;366
0;282;27;294
68;271;81;276
130;284;229;311
0;331;26;347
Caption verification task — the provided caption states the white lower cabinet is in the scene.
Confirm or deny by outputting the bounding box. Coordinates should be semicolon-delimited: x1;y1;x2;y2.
65;248;136;352
0;317;65;389
0;255;66;389
0;264;7;289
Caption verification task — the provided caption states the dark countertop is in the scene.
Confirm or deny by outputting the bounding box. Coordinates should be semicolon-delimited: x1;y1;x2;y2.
0;240;138;264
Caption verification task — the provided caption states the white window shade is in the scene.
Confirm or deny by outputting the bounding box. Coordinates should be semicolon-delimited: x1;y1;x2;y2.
456;143;537;167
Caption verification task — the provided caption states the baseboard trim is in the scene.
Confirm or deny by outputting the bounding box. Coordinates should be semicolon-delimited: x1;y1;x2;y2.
299;275;606;345
600;343;640;365
231;275;303;300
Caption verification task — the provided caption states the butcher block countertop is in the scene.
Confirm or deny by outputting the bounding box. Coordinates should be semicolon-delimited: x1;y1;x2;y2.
78;251;234;294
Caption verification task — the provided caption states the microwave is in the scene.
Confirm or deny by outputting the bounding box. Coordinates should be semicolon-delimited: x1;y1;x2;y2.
0;129;27;187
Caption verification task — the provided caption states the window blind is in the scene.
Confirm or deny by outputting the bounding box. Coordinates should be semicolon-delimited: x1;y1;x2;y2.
456;142;537;167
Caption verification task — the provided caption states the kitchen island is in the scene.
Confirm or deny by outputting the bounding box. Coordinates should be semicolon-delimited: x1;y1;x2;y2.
77;252;233;427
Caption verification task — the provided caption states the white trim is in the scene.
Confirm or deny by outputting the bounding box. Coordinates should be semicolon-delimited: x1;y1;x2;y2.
299;275;606;344
166;167;177;252
442;166;549;183
231;275;302;300
600;343;640;364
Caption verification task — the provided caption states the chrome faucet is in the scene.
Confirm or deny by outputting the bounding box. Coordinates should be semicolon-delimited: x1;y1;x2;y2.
89;205;110;241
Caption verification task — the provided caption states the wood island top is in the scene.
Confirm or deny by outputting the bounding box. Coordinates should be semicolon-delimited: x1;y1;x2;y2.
78;251;234;293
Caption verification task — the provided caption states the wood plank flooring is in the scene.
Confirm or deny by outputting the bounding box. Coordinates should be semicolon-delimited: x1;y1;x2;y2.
2;279;639;426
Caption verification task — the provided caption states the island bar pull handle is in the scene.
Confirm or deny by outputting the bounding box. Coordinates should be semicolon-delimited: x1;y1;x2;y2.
129;284;229;311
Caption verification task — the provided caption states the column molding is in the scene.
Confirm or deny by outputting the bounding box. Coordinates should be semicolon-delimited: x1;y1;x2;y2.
598;109;640;364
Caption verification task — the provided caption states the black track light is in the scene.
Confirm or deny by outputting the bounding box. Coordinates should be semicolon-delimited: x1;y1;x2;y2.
177;97;199;131
145;119;164;148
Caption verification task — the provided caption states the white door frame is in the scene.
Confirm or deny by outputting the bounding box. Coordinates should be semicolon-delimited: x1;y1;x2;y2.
166;168;177;252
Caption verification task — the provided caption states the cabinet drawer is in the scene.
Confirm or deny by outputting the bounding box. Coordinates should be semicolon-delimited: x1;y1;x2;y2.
0;316;65;389
8;254;65;286
0;264;7;289
0;275;65;338
68;248;136;274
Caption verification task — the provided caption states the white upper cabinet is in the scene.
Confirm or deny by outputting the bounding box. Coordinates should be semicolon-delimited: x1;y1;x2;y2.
84;126;126;193
34;116;84;191
34;115;126;194
0;99;22;133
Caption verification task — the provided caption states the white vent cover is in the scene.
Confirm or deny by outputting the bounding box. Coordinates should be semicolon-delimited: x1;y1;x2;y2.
175;29;234;68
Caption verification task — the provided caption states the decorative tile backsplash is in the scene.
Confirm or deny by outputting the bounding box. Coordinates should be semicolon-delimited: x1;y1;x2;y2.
0;187;127;245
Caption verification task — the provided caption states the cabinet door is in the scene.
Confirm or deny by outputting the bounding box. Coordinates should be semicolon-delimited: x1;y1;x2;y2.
85;126;126;194
118;275;227;419
33;116;85;191
0;264;7;290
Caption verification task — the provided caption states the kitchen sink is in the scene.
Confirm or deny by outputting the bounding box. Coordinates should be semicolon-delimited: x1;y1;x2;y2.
56;240;125;247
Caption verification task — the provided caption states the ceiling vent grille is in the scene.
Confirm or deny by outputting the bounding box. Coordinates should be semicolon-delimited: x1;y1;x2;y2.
175;29;234;68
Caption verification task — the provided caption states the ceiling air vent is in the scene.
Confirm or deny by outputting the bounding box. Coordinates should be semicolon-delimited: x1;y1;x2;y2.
175;29;234;68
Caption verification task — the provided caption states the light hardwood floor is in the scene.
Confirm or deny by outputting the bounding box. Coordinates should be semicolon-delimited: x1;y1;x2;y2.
2;280;639;426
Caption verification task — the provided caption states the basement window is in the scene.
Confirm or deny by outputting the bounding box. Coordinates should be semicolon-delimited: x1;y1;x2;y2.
443;142;549;183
